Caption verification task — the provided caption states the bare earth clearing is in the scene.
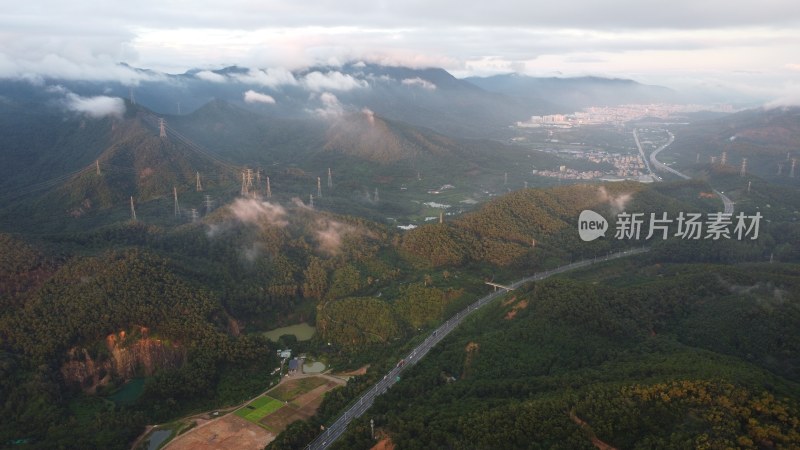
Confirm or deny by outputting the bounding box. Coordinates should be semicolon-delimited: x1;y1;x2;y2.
162;374;344;450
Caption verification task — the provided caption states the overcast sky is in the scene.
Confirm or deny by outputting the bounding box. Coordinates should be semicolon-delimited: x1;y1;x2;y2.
2;0;799;102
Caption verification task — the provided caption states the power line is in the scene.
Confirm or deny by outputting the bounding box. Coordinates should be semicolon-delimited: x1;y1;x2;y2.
0;164;95;202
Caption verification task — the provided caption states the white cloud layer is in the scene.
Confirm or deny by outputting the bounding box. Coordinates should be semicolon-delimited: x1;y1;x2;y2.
302;71;368;92
194;70;227;82
65;93;126;118
1;0;799;101
229;198;288;228
401;77;436;90
312;92;344;118
234;68;298;88
243;89;276;104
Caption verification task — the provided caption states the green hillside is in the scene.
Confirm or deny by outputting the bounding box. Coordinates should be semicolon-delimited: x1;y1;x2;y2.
332;261;800;449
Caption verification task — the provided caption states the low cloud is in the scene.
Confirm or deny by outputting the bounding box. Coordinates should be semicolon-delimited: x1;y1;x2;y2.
244;89;276;104
401;77;436;90
314;218;355;255
597;187;632;213
312;92;344;119
362;107;375;125
241;243;264;263
291;197;313;210
234;68;298;88
365;73;394;84
65;92;125;118
229;198;288;228
195;70;227;83
303;71;368;92
762;83;800;108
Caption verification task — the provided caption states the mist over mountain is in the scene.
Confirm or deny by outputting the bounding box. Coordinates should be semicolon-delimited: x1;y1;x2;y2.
0;62;691;140
465;73;679;112
4;55;800;450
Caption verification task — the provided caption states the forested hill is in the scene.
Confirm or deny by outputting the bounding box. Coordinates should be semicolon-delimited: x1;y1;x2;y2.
0;103;236;232
664;106;800;182
332;260;800;449
399;179;714;268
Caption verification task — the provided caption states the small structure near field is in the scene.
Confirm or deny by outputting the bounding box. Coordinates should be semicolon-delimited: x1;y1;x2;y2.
287;358;300;374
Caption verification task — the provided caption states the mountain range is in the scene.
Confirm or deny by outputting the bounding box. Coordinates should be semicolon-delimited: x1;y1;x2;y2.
2;61;800;450
465;74;678;111
0;63;683;139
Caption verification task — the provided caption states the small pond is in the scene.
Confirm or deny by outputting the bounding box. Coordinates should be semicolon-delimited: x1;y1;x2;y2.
263;323;316;342
147;429;171;450
109;378;145;406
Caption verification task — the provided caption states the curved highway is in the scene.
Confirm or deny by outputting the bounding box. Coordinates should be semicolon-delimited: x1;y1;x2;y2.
306;247;650;449
644;129;734;214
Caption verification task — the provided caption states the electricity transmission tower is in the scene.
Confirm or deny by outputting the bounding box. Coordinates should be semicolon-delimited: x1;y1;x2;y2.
173;187;180;217
241;169;255;197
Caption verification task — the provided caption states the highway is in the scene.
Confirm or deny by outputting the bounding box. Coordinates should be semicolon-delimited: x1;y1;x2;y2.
648;130;681;180
306;247;650;449
645;129;734;214
632;128;655;177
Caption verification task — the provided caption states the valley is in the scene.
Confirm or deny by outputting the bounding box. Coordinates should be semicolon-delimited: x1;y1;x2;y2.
0;60;798;450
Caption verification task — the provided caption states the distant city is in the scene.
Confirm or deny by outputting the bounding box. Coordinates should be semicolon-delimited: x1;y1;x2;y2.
516;103;736;128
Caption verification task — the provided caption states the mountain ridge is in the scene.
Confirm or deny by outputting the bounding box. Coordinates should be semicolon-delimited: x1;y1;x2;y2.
465;73;678;111
0;62;681;139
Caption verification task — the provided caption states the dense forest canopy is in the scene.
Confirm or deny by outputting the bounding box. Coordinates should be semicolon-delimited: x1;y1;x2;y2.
0;100;798;449
329;262;800;449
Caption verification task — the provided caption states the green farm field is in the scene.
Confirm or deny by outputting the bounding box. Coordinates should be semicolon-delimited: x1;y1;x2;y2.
235;395;285;423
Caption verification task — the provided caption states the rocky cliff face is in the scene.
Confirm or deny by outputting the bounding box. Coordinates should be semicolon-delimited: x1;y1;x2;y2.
60;328;185;392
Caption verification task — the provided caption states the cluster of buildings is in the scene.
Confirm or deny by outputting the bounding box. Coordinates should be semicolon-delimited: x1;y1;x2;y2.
533;150;649;181
532;167;603;180
516;103;735;128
